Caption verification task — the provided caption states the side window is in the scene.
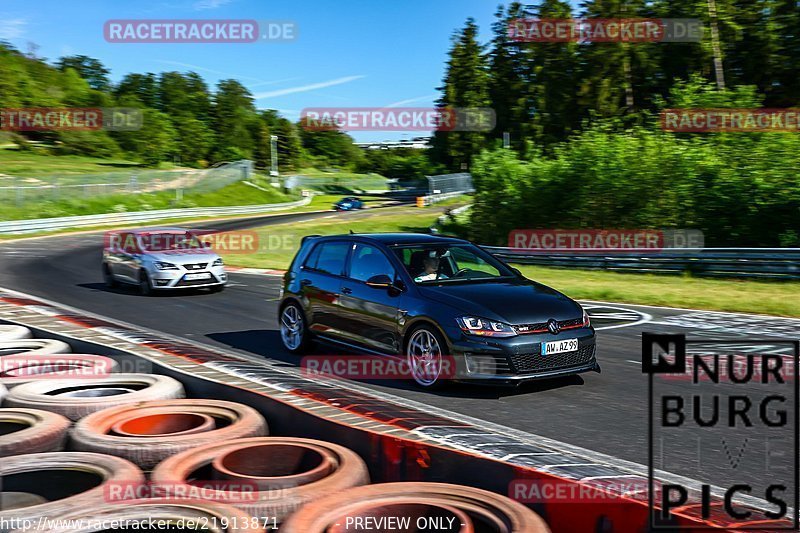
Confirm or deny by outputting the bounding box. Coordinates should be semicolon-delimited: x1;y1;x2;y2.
307;241;349;276
303;243;323;269
348;244;396;282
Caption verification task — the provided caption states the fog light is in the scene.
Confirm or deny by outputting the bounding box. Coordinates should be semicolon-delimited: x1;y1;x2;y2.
155;279;170;286
464;354;497;374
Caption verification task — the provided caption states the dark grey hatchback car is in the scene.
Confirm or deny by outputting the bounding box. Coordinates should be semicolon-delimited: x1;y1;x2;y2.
279;233;599;388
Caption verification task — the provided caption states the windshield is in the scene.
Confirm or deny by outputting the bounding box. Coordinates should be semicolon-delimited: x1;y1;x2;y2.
138;232;207;252
393;244;515;284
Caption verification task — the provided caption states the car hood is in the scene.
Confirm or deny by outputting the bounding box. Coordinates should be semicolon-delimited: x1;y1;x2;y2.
143;249;219;263
417;279;582;324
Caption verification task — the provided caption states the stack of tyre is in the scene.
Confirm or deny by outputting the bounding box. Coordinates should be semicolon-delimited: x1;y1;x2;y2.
0;325;548;532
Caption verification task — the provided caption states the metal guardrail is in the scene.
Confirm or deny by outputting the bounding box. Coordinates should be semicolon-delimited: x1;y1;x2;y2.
483;247;800;280
0;196;312;235
426;172;474;196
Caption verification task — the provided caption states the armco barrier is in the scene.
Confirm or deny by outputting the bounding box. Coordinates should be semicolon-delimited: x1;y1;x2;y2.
484;246;800;280
0;287;792;530
0;196;312;235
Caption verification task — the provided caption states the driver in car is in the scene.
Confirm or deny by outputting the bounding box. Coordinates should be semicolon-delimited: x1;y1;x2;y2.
415;253;448;282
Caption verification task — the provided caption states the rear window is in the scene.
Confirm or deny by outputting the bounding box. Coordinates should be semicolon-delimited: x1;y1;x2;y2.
304;241;349;276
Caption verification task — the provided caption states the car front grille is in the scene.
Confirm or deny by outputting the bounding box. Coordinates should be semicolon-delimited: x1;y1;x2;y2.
509;343;596;374
182;263;208;270
513;316;583;334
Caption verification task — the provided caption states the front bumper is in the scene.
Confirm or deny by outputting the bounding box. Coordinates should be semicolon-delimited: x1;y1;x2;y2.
148;266;227;289
448;327;599;385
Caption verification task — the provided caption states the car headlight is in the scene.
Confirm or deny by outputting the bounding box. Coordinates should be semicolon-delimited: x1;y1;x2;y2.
582;309;591;327
457;316;516;337
213;258;224;267
154;261;178;270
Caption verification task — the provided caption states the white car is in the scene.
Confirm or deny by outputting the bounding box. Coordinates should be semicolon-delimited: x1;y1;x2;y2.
102;228;227;295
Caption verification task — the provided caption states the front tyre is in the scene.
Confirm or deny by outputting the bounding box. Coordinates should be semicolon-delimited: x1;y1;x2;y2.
280;302;310;354
406;325;449;390
139;271;153;296
102;264;117;288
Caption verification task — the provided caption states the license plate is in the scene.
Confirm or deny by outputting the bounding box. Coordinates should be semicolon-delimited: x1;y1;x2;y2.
185;272;211;281
542;338;578;356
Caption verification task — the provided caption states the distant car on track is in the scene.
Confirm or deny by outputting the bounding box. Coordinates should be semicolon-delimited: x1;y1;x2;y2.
279;233;598;388
333;197;364;211
102;228;227;295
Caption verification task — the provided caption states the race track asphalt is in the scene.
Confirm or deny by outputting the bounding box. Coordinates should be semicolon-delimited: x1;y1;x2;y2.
1;208;797;500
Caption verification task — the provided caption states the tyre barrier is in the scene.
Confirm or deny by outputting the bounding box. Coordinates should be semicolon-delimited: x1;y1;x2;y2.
280;482;550;533
0;339;71;357
70;399;269;470
0;354;118;389
0;408;71;457
151;437;370;523
0;325;32;341
28;499;267;533
4;374;185;421
0;452;144;526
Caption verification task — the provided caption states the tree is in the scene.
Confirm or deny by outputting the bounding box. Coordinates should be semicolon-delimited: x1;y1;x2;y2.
115;73;159;108
114;109;178;166
55;55;111;91
212;80;258;161
529;0;581;147
157;71;212;122
173;115;214;166
430;18;491;171
487;3;534;155
299;126;364;169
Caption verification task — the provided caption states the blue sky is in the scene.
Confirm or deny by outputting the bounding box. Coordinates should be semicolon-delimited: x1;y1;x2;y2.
0;0;574;141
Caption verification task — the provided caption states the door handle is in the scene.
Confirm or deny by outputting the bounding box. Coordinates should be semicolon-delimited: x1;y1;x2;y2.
300;279;312;286
341;287;352;295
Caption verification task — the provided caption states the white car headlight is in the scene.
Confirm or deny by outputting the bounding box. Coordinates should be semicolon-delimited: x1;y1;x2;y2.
213;258;224;267
457;316;516;338
154;261;178;270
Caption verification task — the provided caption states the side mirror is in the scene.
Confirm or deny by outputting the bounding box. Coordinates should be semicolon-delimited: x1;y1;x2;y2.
366;274;393;288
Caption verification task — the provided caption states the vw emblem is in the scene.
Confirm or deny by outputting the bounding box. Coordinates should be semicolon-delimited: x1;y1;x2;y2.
547;319;560;335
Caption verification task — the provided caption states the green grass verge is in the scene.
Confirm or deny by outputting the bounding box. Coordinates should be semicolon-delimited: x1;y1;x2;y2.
513;265;800;318
0;147;154;177
222;208;446;270
0;177;293;221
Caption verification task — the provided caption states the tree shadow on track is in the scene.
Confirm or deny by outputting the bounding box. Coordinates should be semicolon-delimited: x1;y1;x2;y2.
205;328;584;399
